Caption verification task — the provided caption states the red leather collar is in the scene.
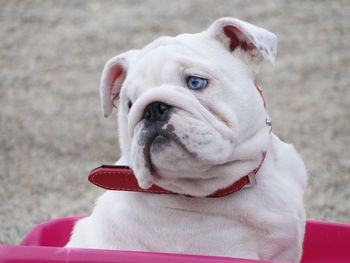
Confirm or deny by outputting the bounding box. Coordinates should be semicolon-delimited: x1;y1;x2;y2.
88;153;266;198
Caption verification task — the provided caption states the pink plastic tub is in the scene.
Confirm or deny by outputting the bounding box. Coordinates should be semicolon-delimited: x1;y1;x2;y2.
0;216;349;263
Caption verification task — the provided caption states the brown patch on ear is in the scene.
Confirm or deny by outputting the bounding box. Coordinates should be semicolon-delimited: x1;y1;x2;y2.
223;25;254;52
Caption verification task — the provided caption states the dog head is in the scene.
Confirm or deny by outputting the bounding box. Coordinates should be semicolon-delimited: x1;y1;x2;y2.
100;17;277;197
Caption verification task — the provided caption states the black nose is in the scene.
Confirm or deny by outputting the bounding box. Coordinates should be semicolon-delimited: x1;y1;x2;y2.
142;102;171;122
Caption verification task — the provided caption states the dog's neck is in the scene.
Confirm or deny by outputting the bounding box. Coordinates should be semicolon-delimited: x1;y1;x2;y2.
88;153;266;198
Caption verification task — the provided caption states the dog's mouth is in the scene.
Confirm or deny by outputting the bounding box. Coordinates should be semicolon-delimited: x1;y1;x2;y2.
130;116;206;188
141;122;196;170
128;101;237;190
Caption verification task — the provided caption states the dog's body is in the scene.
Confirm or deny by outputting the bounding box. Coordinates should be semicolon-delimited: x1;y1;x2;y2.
67;18;307;262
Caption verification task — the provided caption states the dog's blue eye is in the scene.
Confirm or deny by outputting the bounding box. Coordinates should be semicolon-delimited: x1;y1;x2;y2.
187;76;208;90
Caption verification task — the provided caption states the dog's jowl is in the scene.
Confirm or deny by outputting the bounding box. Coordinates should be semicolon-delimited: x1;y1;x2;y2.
67;17;307;263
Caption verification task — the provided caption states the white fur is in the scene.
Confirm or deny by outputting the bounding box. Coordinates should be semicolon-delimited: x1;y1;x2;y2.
67;17;307;263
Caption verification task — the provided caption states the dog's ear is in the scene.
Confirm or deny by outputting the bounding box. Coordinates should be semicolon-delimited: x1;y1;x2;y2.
207;17;278;68
100;50;137;118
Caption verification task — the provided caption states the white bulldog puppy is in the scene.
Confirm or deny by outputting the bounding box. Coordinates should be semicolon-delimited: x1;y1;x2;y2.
67;17;307;263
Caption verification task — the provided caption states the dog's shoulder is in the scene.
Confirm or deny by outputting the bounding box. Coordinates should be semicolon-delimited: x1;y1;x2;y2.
269;133;308;190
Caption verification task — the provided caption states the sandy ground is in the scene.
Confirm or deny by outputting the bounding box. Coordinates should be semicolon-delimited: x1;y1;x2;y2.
0;0;349;245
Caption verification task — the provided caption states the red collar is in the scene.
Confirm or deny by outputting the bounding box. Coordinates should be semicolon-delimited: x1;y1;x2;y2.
88;83;268;198
88;152;266;198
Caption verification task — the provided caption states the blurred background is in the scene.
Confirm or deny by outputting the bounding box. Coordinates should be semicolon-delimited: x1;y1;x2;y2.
0;0;349;244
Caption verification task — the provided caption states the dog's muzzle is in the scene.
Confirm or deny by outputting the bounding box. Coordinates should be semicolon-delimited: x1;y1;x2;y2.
140;101;174;151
